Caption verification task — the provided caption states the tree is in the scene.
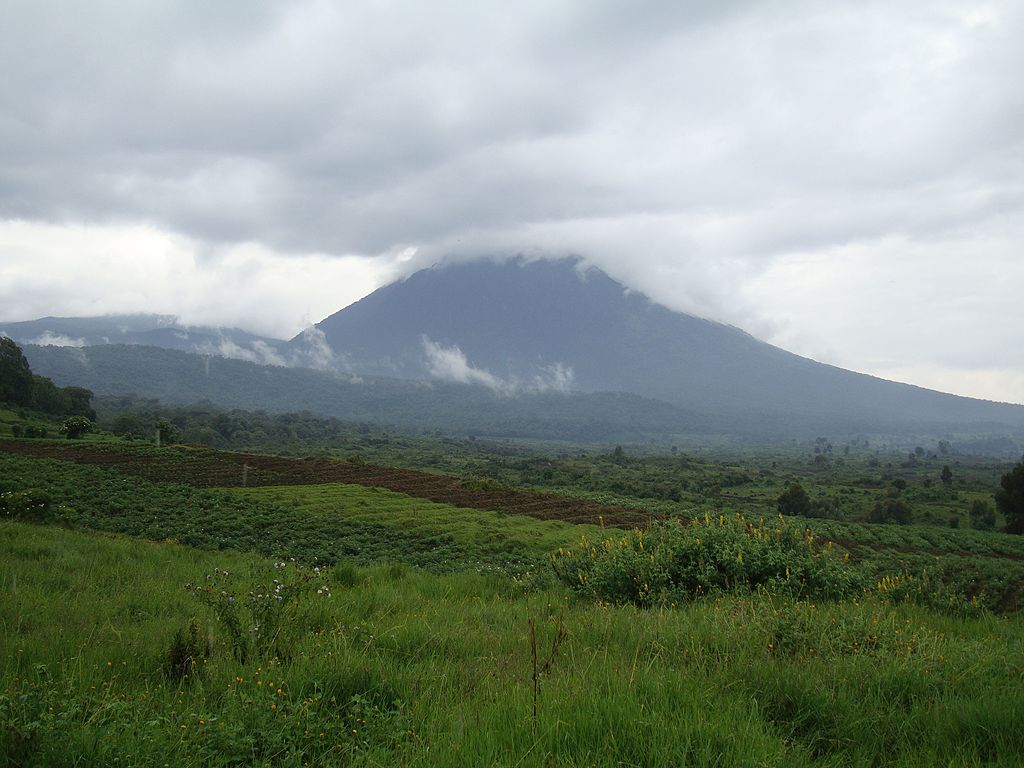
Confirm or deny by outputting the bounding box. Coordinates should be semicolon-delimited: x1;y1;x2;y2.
969;499;996;531
0;337;33;406
940;465;953;487
156;418;179;446
64;386;96;420
0;337;94;418
868;497;912;525
777;482;811;517
30;374;71;414
995;461;1024;534
60;416;94;440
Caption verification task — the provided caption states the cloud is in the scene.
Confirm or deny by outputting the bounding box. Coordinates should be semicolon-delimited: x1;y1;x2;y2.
0;1;1021;401
192;325;348;372
422;336;575;395
292;325;341;371
196;337;288;368
422;337;511;393
0;220;400;339
29;331;87;347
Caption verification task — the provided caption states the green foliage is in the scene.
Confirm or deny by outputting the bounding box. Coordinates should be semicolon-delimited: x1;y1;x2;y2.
163;619;209;681
4;439;1024;612
0;487;52;521
995;461;1024;533
873;571;984;616
59;416;94;439
969;499;996;531
156;417;179;445
0;452;564;576
868;496;912;525
188;563;329;664
5;523;1024;767
29;343;712;444
941;464;953;486
552;514;858;606
0;337;94;419
0;337;33;406
777;482;811;517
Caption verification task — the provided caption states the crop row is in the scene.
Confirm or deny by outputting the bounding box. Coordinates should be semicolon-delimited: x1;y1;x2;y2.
0;452;546;576
0;440;648;528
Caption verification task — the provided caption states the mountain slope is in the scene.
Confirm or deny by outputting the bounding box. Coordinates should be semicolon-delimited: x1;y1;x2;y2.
1;314;289;364
23;343;710;443
297;257;1024;434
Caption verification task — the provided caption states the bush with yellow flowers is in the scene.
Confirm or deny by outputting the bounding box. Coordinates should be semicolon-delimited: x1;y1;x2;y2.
552;513;857;606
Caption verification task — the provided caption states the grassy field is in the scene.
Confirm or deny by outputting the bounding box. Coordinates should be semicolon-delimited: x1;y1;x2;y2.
0;452;590;577
3;438;1024;765
3;522;1024;767
5;443;1022;612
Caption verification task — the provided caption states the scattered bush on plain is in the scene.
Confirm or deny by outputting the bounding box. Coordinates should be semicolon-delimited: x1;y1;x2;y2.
552;513;858;606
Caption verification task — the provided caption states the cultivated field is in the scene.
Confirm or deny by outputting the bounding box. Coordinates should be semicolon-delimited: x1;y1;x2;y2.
3;438;1024;766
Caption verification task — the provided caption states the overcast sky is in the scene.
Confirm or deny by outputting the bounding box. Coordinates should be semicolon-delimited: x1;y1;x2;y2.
1;0;1022;403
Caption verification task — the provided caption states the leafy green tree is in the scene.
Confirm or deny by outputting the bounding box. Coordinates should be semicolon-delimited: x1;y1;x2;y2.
156;418;180;446
60;416;94;439
64;386;96;420
969;499;996;531
30;374;71;414
777;482;811;517
868;497;912;525
940;465;953;487
0;337;33;406
0;337;94;418
995;461;1024;534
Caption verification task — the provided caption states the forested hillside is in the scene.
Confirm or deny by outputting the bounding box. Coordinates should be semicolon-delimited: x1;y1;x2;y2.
24;343;709;443
0;337;94;420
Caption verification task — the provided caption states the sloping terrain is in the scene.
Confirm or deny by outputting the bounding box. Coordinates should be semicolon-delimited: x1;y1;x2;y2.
1;313;288;360
301;258;1024;436
22;343;708;442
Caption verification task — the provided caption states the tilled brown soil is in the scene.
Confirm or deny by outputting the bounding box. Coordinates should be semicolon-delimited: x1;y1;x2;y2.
0;440;655;528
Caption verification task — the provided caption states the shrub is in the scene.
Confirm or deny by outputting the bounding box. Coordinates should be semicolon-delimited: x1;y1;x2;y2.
187;562;331;664
59;416;94;439
873;571;984;616
163;618;209;680
777;483;811;517
969;499;996;531
0;488;52;521
868;498;912;525
995;462;1024;534
552;513;857;607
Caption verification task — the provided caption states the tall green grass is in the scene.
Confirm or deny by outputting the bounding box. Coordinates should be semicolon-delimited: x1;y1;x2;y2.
3;522;1023;767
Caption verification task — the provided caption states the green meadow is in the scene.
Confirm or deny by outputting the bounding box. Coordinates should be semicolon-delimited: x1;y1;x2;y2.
3;522;1023;767
3;442;1024;766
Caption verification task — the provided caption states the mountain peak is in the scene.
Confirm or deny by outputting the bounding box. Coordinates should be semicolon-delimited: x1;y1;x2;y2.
292;256;1024;435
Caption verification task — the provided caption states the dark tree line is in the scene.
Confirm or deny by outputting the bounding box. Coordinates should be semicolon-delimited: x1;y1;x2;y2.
1;337;95;419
